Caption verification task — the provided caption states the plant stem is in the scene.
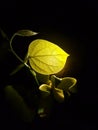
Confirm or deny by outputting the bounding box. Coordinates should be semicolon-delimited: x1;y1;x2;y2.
10;34;24;63
29;69;39;86
10;32;39;86
10;33;31;69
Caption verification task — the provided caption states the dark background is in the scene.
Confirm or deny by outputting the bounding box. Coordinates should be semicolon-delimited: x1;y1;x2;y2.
0;0;97;130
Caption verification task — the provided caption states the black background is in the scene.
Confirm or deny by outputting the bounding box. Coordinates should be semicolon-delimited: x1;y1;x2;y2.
0;0;97;130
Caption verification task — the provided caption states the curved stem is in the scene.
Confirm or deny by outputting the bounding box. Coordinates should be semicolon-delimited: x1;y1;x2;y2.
29;69;39;86
10;33;30;69
10;33;39;86
10;33;24;63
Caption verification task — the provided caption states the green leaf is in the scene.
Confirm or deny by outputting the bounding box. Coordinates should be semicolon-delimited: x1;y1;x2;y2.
16;30;38;37
4;85;34;122
39;84;51;97
57;77;77;93
27;39;69;75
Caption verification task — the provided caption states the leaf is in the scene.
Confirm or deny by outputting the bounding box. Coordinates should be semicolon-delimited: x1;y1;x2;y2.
39;84;51;97
53;88;64;103
16;30;38;37
4;85;34;122
57;77;77;93
27;39;69;75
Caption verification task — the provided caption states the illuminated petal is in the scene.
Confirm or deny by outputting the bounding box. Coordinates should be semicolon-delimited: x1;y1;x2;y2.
53;88;64;103
39;84;51;97
57;77;77;93
27;39;69;75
